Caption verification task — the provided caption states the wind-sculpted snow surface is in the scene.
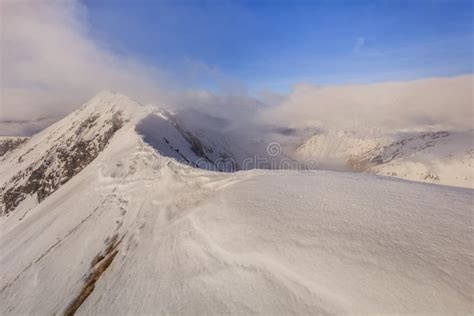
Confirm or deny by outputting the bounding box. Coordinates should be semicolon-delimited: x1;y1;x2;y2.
0;91;473;315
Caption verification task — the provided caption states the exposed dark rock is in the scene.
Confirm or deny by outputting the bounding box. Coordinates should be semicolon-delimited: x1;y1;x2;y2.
64;234;122;316
0;138;28;157
1;111;126;215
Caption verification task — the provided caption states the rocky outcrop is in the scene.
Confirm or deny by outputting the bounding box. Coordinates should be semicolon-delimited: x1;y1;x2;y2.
0;137;28;157
1;111;126;215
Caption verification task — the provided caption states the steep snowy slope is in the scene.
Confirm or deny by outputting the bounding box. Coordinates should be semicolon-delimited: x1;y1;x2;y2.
136;111;242;172
0;91;152;215
295;129;474;188
1;92;473;315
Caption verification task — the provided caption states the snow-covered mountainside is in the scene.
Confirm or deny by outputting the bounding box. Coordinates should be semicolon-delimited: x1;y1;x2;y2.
0;92;150;215
136;110;242;172
294;130;387;169
1;92;473;315
352;130;474;188
0;91;250;216
0;136;28;157
295;129;474;188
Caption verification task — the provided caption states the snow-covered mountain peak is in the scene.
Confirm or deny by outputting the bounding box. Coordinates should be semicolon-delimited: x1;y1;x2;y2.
75;90;150;122
0;92;155;215
0;90;247;216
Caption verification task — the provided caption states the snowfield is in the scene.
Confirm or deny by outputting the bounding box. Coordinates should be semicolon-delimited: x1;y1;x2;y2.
1;92;473;315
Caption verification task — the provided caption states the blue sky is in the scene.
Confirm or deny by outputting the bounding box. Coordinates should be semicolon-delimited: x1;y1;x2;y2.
81;0;472;92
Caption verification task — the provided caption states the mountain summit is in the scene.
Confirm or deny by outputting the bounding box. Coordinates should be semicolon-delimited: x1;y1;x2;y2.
0;91;149;214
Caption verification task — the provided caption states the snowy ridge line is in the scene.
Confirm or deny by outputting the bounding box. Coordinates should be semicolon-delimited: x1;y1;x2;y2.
0;91;153;215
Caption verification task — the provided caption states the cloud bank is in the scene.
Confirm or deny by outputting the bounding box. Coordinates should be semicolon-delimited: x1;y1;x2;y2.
0;0;264;135
1;0;166;133
263;75;473;132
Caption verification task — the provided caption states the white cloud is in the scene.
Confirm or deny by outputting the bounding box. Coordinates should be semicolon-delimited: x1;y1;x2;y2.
262;75;474;132
0;0;263;135
1;1;472;138
0;0;166;126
